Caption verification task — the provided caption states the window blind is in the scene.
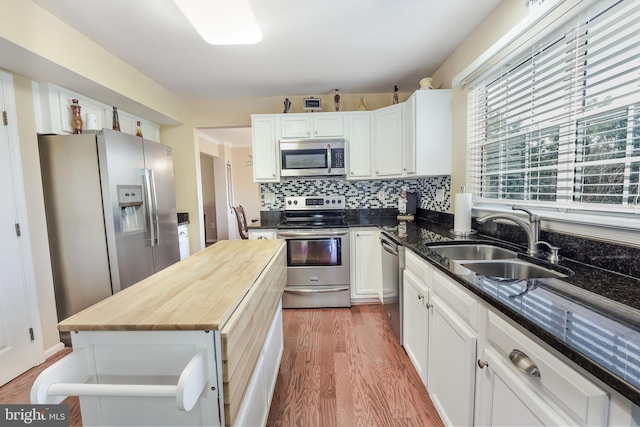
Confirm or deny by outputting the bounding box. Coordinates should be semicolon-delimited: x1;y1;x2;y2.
468;0;640;213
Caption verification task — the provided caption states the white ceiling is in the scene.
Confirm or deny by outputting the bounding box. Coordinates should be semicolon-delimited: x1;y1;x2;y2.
28;0;504;146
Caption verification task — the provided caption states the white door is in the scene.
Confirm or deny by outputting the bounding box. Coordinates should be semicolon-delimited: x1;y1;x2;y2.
0;73;40;386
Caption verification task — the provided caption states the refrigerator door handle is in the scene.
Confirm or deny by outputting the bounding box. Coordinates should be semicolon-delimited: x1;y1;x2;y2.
142;169;156;247
149;169;160;246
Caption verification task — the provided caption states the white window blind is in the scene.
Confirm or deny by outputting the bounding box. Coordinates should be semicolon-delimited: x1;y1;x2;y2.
468;0;640;213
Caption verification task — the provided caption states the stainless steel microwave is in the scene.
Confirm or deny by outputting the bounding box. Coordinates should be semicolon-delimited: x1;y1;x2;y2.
280;138;346;177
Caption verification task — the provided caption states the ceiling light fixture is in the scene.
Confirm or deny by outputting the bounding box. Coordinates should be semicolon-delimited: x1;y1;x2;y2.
173;0;262;45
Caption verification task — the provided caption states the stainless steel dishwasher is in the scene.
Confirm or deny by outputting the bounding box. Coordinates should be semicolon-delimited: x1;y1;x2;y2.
380;233;405;343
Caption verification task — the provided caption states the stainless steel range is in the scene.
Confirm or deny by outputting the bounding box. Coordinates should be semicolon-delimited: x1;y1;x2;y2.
277;195;350;308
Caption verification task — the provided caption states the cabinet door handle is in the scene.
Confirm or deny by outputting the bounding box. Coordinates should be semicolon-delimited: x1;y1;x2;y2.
509;349;541;378
417;294;424;300
477;359;489;369
425;302;433;309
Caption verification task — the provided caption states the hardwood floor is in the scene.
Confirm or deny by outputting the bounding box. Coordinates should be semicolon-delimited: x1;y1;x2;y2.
0;304;442;427
0;347;82;426
267;304;443;427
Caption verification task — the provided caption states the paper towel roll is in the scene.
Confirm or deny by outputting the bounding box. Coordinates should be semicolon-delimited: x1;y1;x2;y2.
86;113;98;130
454;193;472;233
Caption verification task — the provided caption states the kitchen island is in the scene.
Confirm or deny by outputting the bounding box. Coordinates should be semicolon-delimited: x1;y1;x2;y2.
31;239;286;427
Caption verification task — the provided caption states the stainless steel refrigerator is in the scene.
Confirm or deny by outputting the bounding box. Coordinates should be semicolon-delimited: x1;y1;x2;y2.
39;129;180;331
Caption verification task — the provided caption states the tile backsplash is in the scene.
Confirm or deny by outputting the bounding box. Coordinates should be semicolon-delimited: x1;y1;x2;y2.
260;176;451;212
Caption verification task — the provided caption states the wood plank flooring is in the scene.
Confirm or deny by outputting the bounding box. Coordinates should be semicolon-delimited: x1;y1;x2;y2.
0;304;443;427
266;304;444;427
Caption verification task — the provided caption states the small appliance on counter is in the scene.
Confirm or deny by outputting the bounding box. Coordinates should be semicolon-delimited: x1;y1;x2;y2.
452;186;476;236
397;190;417;220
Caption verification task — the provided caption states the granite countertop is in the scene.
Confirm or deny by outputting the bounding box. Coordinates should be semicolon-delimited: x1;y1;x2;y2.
375;218;640;407
253;208;640;404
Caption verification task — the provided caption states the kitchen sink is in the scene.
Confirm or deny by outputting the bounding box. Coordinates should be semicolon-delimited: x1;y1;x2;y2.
460;259;568;280
428;244;518;260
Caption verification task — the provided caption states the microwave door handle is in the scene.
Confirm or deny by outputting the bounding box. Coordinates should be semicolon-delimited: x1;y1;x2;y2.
327;144;332;173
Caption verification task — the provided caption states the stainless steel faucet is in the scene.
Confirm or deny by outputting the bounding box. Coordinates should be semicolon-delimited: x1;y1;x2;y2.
476;206;542;256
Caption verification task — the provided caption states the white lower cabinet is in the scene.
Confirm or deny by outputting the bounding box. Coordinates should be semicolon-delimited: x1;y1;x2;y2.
248;229;277;240
475;311;609;427
427;294;477;427
234;302;283;427
350;228;382;302
402;269;429;383
475;347;572;426
402;249;611;427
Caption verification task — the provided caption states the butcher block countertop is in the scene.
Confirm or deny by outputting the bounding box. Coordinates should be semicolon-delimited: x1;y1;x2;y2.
58;239;286;332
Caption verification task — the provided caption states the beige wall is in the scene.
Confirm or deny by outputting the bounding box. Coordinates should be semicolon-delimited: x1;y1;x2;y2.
232;146;260;225
432;1;528;212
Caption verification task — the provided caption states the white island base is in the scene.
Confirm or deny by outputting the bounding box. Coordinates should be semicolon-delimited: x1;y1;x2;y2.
32;302;283;426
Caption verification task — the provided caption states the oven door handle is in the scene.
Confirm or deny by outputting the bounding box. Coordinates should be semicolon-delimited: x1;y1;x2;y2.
277;230;349;237
284;286;350;294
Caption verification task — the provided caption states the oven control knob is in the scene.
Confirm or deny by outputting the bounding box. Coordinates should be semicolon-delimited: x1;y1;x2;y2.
331;199;335;204
287;200;292;205
338;199;342;204
325;200;329;204
293;200;298;205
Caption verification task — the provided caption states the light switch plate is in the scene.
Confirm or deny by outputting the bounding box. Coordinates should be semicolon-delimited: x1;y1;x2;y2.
264;193;276;204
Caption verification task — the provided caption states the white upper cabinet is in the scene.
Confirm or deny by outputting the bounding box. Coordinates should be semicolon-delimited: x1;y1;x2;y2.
373;103;404;178
280;113;344;138
404;90;452;177
32;82;160;142
251;115;280;182
250;90;452;182
345;112;372;179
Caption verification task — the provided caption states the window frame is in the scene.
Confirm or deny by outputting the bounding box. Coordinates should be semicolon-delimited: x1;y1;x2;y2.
465;0;640;244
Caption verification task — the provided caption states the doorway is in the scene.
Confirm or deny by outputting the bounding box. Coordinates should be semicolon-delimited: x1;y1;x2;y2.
200;153;218;245
198;128;260;240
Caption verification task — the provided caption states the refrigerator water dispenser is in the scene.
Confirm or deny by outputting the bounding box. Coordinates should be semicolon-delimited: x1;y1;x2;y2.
118;185;144;233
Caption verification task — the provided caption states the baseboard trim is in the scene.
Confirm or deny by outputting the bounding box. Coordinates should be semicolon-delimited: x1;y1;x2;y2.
44;342;65;359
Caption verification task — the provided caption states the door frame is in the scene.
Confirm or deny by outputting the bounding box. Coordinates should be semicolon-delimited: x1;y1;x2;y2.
1;70;45;368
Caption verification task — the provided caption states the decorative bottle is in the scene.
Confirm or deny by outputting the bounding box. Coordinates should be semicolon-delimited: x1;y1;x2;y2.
112;107;121;131
70;99;83;134
136;121;143;137
393;85;399;104
334;89;340;111
357;96;366;111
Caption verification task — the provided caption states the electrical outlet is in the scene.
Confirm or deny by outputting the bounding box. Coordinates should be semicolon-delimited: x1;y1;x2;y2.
377;190;385;202
435;189;445;202
264;193;276;204
211;223;216;229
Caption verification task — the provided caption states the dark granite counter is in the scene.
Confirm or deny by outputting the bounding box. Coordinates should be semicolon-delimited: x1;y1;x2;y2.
371;217;640;407
253;208;640;404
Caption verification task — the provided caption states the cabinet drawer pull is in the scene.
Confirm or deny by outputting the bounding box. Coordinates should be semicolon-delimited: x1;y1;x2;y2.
477;359;489;369
509;349;541;378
